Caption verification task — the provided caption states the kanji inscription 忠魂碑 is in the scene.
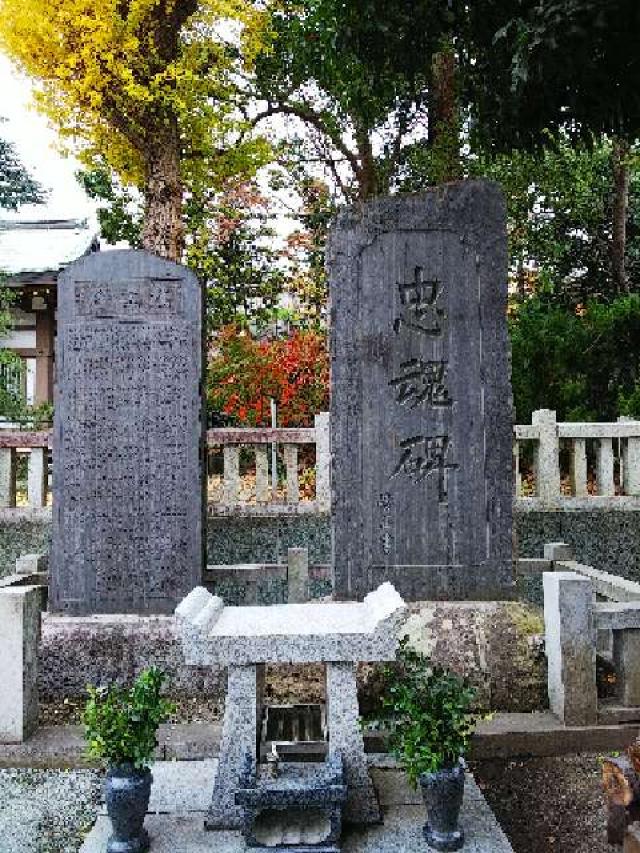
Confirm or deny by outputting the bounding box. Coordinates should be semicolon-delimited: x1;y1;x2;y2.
330;183;513;601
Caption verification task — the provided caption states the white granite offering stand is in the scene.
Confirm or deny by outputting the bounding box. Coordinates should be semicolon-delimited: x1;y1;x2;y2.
175;582;407;830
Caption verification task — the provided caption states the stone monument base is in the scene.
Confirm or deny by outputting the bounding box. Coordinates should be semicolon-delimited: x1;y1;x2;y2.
80;760;514;853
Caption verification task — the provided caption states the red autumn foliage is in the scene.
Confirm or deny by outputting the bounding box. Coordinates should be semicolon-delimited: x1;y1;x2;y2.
207;325;329;426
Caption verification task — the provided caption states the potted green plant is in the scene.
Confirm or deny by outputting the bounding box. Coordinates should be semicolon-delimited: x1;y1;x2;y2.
365;638;477;851
83;667;174;853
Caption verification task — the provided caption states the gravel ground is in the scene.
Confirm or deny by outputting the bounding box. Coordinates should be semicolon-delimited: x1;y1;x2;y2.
0;752;613;852
0;769;101;853
472;753;610;853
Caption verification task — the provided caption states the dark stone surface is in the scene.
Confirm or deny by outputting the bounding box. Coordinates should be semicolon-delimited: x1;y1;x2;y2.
516;508;640;583
207;514;330;566
328;183;514;600
105;766;151;853
236;752;346;852
8;504;640;591
50;251;203;615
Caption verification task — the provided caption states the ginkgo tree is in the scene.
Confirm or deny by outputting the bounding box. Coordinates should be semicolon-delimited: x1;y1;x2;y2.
0;0;271;260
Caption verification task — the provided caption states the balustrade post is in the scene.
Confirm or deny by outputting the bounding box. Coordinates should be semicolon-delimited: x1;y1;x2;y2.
596;437;615;497
513;439;521;497
27;448;48;509
532;409;560;505
223;446;240;505
571;438;588;497
0;448;16;508
255;446;269;504
284;444;299;504
543;570;597;725
620;417;640;496
314;412;331;512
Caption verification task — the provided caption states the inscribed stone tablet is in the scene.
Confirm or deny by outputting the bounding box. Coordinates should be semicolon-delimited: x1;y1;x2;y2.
328;182;513;600
50;251;203;615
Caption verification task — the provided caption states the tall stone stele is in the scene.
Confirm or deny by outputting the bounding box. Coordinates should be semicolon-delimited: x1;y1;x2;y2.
50;251;203;615
329;181;514;600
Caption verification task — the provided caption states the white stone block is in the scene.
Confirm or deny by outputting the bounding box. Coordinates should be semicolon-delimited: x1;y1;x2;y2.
0;586;41;743
543;571;597;726
15;553;49;575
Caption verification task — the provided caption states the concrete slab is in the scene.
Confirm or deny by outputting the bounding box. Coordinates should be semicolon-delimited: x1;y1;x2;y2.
98;760;218;816
0;723;220;769
82;776;513;852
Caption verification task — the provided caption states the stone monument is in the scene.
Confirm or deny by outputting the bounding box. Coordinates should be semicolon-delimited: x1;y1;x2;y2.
50;250;203;615
176;582;407;830
328;181;513;601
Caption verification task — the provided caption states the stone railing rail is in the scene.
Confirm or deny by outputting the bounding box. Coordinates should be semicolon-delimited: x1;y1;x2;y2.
206;412;330;515
0;414;330;514
514;409;640;507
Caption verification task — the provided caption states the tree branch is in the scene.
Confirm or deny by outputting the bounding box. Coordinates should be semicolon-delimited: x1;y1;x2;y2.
252;102;361;179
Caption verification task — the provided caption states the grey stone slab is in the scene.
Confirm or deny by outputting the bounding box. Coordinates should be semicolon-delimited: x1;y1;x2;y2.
98;760;218;816
50;250;203;616
81;775;512;852
175;582;406;665
15;553;48;575
328;182;514;601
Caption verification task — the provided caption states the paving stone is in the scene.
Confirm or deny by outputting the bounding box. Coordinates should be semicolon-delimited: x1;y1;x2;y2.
81;775;513;852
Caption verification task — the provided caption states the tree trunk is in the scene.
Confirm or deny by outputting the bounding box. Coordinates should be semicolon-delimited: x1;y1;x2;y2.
356;130;377;201
430;47;462;183
141;119;184;261
612;138;630;295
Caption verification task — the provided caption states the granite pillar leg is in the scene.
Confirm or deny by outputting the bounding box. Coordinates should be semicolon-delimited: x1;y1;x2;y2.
314;412;331;513
207;663;264;830
533;409;560;505
325;661;380;824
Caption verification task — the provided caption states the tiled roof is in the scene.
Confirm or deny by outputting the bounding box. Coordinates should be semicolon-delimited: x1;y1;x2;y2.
0;219;99;277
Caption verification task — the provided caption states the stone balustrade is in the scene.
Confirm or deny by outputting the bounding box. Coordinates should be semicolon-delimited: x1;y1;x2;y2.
206;412;330;515
0;413;330;515
514;409;640;507
3;408;640;513
0;431;51;509
537;542;640;726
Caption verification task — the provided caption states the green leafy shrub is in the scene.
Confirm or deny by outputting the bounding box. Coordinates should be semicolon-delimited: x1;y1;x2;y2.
365;638;477;787
510;295;640;422
83;668;174;769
